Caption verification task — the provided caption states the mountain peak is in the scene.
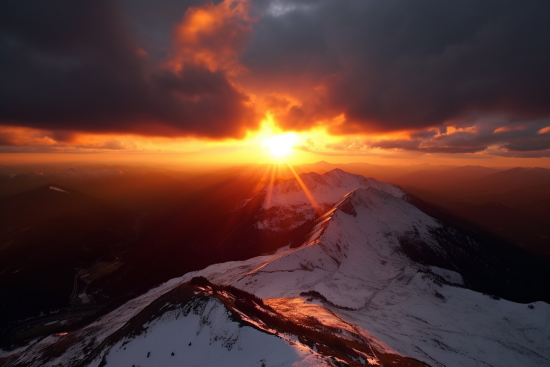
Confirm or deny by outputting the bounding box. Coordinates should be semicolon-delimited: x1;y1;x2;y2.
257;169;403;232
323;167;347;176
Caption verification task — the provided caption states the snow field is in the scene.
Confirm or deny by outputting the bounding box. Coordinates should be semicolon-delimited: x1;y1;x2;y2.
90;298;323;367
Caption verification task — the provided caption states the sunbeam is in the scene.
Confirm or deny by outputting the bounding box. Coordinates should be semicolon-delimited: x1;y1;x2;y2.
284;159;322;216
265;163;277;209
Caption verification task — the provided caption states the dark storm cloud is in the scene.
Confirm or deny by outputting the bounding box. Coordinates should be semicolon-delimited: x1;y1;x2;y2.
425;120;550;154
0;0;256;138
119;0;212;62
243;0;550;135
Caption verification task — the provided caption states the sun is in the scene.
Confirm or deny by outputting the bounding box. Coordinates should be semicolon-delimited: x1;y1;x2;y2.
263;133;299;157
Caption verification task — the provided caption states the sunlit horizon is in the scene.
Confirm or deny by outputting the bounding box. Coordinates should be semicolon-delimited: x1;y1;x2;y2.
3;121;550;169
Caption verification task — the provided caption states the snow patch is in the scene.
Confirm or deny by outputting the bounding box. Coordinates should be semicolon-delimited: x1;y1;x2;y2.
428;266;464;285
231;198;252;212
49;186;69;194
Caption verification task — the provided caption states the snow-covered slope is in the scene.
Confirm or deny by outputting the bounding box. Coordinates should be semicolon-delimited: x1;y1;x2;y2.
257;169;403;232
3;277;427;367
235;187;441;305
231;188;550;366
3;171;548;367
88;284;323;367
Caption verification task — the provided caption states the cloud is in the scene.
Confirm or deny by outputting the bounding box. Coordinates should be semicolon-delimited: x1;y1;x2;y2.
242;0;550;135
0;127;57;147
0;0;258;139
96;140;126;150
169;0;255;74
297;118;550;157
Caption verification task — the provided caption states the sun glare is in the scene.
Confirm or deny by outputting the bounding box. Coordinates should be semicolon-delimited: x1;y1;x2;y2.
263;133;298;157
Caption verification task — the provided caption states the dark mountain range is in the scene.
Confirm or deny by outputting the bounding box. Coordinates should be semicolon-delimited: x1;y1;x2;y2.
469;167;550;192
395;165;500;190
515;196;550;222
399;167;550;259
0;168;186;210
444;201;550;256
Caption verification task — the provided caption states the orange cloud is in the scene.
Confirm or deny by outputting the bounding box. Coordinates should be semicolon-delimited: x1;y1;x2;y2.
0;126;56;147
537;126;550;135
494;125;526;133
169;0;255;75
0;127;133;152
440;125;478;136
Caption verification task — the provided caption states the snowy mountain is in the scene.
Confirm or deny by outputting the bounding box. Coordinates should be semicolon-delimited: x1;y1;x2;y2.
257;169;403;232
218;169;404;254
230;187;550;366
2;170;548;367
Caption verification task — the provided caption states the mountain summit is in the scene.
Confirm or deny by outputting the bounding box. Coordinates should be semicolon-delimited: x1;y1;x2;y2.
258;169;403;232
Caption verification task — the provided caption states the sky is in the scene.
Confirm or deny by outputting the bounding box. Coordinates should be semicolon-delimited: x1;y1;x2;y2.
1;0;550;167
